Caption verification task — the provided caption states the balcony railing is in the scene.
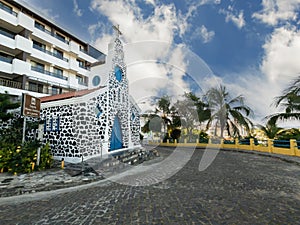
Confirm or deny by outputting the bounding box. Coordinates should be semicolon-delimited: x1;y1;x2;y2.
33;44;69;62
0;78;22;89
34;24;70;45
0;55;13;64
0;3;17;17
31;66;68;81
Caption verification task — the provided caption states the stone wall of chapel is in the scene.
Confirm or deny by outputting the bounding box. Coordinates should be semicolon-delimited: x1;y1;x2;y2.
41;105;79;158
130;102;141;146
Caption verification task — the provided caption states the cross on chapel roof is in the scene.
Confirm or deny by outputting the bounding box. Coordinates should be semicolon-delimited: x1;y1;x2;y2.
113;24;122;38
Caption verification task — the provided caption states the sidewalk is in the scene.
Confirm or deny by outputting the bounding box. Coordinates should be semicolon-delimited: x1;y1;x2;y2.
0;147;160;198
0;167;103;198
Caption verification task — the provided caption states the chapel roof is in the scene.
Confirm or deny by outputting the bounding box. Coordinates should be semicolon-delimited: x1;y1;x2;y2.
40;87;104;103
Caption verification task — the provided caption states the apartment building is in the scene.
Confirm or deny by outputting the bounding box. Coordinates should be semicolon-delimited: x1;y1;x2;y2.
0;0;105;100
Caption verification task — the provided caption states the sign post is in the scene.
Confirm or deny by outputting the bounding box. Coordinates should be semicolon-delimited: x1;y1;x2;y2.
22;116;26;144
21;93;41;144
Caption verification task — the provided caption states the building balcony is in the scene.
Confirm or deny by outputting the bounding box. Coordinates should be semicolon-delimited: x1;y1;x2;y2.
0;78;49;97
0;31;32;54
33;44;69;62
78;49;99;64
0;77;22;89
31;66;68;81
67;58;90;77
34;23;69;45
0;58;31;75
0;7;34;33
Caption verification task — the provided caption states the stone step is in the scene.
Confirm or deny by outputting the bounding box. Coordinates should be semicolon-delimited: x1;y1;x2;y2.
64;147;158;177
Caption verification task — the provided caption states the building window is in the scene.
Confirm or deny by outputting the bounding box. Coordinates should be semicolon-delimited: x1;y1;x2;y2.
92;76;101;86
34;21;45;31
31;61;45;73
77;59;85;68
0;27;15;39
52;86;62;95
55;32;65;42
44;117;60;132
76;75;84;84
53;67;63;76
0;2;14;15
0;52;13;64
95;104;103;118
28;82;43;93
79;45;87;53
32;40;46;51
53;48;63;59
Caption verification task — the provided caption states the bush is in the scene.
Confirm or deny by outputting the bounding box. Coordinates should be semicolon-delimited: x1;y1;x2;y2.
0;141;53;174
199;131;209;143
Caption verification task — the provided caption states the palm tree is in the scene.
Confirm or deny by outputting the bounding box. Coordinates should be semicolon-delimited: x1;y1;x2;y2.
156;96;173;135
205;85;253;138
268;76;300;124
258;122;283;139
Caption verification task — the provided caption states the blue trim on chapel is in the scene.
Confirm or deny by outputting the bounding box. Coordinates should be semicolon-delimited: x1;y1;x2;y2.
110;116;123;151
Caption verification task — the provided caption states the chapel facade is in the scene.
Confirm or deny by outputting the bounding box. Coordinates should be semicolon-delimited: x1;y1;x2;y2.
40;29;141;163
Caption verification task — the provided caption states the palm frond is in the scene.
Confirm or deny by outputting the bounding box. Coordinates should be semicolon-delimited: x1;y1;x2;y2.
266;112;300;124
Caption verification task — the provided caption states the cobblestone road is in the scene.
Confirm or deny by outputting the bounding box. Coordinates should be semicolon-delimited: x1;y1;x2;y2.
0;147;300;224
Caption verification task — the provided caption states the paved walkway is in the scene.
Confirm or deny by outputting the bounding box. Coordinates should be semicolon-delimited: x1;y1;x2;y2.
0;147;300;224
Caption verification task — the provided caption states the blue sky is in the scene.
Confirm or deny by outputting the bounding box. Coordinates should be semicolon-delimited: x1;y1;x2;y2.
17;0;300;124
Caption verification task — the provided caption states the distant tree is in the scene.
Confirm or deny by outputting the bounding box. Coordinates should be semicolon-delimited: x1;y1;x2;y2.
170;128;181;141
171;92;211;141
0;92;20;122
205;85;253;138
258;122;283;139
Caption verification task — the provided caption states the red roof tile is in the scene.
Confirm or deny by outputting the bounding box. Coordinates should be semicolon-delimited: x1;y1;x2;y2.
40;87;104;103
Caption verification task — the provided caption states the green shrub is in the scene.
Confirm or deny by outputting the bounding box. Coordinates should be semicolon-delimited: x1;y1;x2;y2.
0;141;53;174
38;143;53;170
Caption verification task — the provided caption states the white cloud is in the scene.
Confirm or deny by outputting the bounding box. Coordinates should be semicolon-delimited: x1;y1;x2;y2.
219;7;246;29
199;0;221;5
145;0;156;6
261;26;300;84
192;25;215;43
213;25;300;123
89;0;198;108
90;0;185;46
73;0;83;17
252;0;300;26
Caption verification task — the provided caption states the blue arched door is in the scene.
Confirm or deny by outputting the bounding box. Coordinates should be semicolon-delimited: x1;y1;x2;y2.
110;116;123;151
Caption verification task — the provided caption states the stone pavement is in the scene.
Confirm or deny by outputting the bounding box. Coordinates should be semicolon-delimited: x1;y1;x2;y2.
0;167;103;198
0;147;157;198
0;147;300;224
